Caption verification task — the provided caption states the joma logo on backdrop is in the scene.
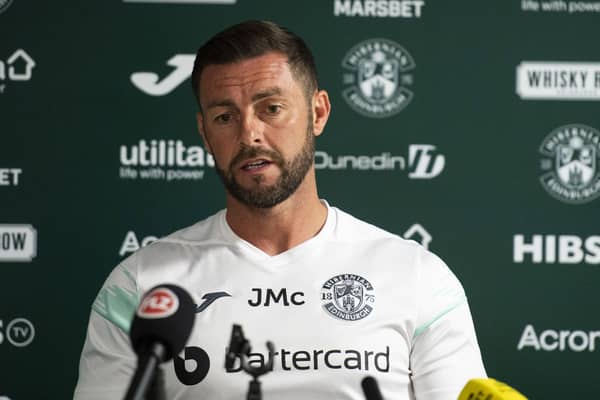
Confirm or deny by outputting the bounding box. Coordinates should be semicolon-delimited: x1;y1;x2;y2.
513;234;600;264
518;324;600;352
0;49;35;94
119;139;214;182
119;224;432;257
333;0;425;17
517;62;600;100
315;144;445;179
131;55;195;96
0;225;36;262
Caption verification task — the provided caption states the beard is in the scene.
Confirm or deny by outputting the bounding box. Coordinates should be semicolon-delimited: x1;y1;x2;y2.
214;123;315;209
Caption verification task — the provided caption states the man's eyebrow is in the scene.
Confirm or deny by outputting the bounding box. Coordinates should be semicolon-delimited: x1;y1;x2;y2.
204;87;283;110
251;87;283;102
205;99;236;110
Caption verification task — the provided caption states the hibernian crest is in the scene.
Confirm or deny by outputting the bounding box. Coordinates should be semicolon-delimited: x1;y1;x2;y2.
539;124;600;204
341;38;415;118
321;274;375;321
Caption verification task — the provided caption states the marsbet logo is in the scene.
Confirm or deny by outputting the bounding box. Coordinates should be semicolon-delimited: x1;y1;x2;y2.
334;0;425;17
0;168;22;186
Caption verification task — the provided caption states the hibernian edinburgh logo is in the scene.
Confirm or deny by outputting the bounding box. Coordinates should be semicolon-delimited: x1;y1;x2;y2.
539;124;600;204
321;274;375;321
341;38;415;118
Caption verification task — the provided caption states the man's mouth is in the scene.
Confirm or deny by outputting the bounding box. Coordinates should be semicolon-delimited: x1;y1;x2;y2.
241;159;272;171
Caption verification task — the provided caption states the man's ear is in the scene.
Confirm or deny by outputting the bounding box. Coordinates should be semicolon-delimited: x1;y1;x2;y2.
312;90;331;137
196;111;212;154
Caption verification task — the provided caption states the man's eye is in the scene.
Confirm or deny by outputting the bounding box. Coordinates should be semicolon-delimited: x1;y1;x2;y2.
215;113;232;123
266;104;282;114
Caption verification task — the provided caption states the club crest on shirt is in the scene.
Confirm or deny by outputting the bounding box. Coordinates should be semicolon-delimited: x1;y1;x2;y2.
321;274;375;321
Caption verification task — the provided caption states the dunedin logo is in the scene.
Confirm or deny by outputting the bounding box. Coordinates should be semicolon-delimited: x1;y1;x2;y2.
539;124;600;204
137;288;179;319
342;38;415;118
321;274;375;321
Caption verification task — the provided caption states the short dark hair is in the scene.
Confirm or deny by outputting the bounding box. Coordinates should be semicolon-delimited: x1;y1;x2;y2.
191;20;319;108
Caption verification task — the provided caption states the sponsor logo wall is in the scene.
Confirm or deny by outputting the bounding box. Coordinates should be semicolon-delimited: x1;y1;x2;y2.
3;1;599;399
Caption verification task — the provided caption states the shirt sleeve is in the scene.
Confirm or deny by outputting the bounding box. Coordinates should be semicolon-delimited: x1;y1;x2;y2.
409;247;487;400
73;257;141;400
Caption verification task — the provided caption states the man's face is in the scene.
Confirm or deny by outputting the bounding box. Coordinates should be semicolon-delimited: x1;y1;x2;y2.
197;52;326;208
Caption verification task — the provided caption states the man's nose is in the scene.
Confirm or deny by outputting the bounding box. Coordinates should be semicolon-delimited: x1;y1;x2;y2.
239;112;264;146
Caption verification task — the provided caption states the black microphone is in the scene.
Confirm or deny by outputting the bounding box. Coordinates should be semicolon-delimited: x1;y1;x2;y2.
124;284;195;400
361;376;384;400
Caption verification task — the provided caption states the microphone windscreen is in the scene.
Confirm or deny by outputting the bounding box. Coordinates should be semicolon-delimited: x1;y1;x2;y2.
458;378;528;400
361;376;384;400
129;284;195;361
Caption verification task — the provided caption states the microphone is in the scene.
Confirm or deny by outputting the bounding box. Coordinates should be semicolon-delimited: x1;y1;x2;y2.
458;378;528;400
124;284;196;400
361;376;384;400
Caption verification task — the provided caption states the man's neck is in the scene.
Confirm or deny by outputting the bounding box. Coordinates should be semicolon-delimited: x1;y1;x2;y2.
224;178;327;256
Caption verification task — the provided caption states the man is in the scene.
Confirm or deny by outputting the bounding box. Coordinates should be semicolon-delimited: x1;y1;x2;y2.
74;20;486;400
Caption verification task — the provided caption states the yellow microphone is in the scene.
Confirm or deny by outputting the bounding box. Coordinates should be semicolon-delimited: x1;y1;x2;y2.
458;378;528;400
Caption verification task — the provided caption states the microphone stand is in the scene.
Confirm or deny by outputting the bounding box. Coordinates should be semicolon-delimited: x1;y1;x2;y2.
225;324;275;400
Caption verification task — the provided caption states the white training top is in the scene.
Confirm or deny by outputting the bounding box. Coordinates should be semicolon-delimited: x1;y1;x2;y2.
74;204;486;400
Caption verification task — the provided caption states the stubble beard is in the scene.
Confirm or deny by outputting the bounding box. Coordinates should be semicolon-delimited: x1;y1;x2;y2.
214;123;315;209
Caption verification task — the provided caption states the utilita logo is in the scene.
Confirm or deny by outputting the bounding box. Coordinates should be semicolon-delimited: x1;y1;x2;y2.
334;0;425;17
0;49;35;94
517;62;600;100
119;139;214;182
131;55;195;96
315;144;444;179
513;234;600;265
0;225;36;262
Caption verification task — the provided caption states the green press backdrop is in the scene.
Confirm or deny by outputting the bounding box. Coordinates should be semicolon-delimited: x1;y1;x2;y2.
2;0;600;398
